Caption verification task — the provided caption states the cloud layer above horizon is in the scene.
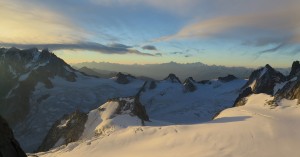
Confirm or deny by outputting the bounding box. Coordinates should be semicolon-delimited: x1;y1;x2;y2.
0;0;299;67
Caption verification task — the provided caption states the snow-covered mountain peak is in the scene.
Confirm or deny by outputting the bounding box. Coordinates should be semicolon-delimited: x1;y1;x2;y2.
36;96;149;152
234;61;300;107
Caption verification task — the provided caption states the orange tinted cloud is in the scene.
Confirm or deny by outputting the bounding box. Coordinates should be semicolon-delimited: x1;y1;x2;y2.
0;0;87;44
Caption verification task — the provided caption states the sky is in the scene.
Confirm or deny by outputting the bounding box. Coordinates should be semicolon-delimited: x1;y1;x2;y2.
0;0;299;67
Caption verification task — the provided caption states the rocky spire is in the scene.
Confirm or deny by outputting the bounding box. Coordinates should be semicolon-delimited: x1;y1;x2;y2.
183;77;197;92
164;73;181;83
288;61;300;79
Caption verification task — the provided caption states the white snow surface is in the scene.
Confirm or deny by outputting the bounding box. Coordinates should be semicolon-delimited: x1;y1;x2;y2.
140;79;246;124
32;93;300;157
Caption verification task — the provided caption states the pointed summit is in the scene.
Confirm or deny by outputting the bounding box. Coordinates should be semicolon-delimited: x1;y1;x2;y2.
183;77;197;92
164;73;181;83
241;64;285;95
289;61;300;79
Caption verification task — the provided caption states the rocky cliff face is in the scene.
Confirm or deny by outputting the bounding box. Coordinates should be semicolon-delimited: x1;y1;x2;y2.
274;61;300;103
37;111;88;152
233;64;286;107
242;64;286;95
107;97;149;122
0;116;27;157
288;61;300;79
0;47;77;125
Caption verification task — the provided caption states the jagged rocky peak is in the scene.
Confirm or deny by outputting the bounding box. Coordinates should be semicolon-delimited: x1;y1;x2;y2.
0;47;78;125
289;61;300;79
218;74;237;82
37;110;88;152
241;64;286;95
114;72;136;84
183;77;197;92
0;116;27;157
164;73;181;83
274;61;300;103
0;47;77;82
107;97;149;121
233;64;286;107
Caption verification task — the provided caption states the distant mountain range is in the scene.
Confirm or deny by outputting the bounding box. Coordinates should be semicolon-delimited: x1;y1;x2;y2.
73;61;290;81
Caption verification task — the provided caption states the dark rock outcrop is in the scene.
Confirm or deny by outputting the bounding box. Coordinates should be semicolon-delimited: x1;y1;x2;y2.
218;75;237;82
198;80;211;84
163;73;181;83
37;111;88;152
288;61;300;79
149;81;157;90
0;116;27;157
108;97;149;122
233;87;253;107
241;64;286;95
183;77;197;92
274;79;300;103
274;61;300;103
115;72;136;84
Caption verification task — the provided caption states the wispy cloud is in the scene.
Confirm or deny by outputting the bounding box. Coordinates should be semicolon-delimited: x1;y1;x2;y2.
155;0;300;54
155;53;162;56
0;42;156;56
142;45;157;51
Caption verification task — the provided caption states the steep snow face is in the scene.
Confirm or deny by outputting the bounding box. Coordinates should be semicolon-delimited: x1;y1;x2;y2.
81;99;143;140
32;94;300;157
140;79;246;124
14;74;144;152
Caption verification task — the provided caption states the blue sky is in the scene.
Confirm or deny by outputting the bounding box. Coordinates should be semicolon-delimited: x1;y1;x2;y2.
0;0;299;67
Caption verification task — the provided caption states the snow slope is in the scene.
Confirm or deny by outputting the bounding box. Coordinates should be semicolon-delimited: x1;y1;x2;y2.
80;98;143;140
140;79;246;124
32;93;300;157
